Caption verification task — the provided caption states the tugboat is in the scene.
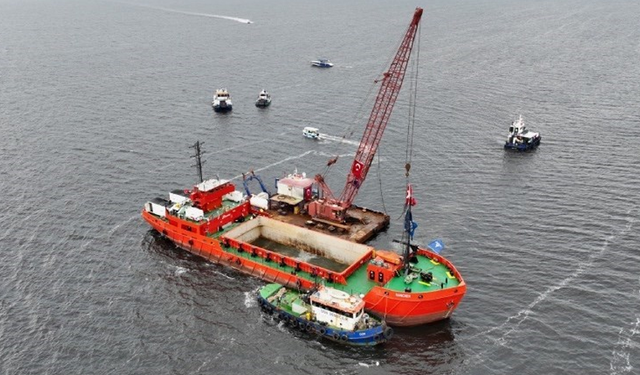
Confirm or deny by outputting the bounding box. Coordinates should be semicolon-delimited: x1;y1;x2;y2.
311;58;333;68
257;283;392;346
504;114;541;151
255;90;271;107
302;126;320;139
212;89;233;112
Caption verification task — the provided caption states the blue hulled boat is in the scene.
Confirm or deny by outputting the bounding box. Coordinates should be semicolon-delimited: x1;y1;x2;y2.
504;114;541;151
311;58;334;68
257;283;393;346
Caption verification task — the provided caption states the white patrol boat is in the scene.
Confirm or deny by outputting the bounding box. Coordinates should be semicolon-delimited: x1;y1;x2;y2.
212;89;233;112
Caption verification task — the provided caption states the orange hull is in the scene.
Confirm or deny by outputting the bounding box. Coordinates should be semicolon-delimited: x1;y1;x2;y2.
362;249;467;326
142;210;466;327
363;284;466;326
143;210;317;290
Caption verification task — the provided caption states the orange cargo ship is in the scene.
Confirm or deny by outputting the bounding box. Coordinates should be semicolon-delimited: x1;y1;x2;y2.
142;176;466;327
142;7;466;327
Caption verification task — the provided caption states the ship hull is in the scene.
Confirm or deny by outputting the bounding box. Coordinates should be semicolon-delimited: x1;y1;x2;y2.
143;210;316;290
142;210;465;327
213;105;232;113
504;136;541;151
363;284;466;326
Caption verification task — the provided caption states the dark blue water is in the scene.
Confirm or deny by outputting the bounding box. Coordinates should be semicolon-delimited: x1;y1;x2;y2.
2;0;639;374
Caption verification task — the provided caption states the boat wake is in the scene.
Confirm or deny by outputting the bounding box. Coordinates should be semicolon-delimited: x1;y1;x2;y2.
208;134;288;156
464;208;638;367
174;266;187;276
122;3;253;24
319;134;359;147
244;290;258;308
230;150;315;181
610;315;640;375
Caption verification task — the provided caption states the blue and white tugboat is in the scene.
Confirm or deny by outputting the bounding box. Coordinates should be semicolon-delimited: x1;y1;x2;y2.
257;283;393;346
504;114;541;151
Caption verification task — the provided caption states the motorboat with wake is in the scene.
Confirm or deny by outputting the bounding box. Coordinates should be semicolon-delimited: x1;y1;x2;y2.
302;127;320;139
311;59;333;68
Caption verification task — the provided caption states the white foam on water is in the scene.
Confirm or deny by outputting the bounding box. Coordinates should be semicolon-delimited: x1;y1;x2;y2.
108;215;138;235
209;267;235;280
357;361;380;368
124;2;253;24
464;209;638;368
208;134;287;155
609;316;640;375
243;290;257;308
609;274;640;375
174;266;187;276
230;150;315;181
318;133;359;147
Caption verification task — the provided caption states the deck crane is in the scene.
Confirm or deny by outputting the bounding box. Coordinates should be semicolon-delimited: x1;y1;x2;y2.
308;7;423;223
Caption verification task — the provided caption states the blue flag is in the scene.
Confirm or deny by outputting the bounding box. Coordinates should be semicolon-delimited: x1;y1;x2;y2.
404;210;418;240
427;239;445;254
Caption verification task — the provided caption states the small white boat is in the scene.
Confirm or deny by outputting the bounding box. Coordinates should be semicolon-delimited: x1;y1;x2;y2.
212;89;232;112
255;90;271;108
302;127;320;139
311;59;333;68
504;114;541;151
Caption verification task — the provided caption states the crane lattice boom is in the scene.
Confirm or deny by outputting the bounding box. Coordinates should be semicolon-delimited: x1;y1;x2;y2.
339;7;423;206
309;8;423;223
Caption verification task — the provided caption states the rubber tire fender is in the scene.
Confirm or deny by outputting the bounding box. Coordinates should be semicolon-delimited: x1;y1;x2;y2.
384;327;394;339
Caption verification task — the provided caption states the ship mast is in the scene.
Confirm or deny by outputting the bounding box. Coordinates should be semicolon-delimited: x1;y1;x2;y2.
190;141;206;183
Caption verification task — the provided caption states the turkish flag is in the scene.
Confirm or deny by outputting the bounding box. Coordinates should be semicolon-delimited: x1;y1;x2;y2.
351;160;364;180
406;183;417;206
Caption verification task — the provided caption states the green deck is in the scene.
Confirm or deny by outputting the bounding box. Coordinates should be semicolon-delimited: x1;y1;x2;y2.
329;255;460;295
259;283;306;317
207;211;460;295
384;256;461;293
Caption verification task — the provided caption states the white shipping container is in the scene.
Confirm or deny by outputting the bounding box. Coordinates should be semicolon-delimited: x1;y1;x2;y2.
223;190;245;203
145;202;166;217
169;192;189;204
250;193;269;210
185;206;204;221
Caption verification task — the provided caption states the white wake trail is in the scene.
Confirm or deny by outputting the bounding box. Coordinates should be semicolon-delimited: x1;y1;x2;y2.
462;208;639;369
124;3;253;24
319;134;359;147
230;150;315;181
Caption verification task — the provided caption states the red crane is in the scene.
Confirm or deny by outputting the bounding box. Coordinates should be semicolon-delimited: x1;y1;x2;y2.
309;7;423;223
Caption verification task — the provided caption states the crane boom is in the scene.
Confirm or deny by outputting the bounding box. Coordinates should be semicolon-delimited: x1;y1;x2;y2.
339;7;423;206
309;8;423;223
